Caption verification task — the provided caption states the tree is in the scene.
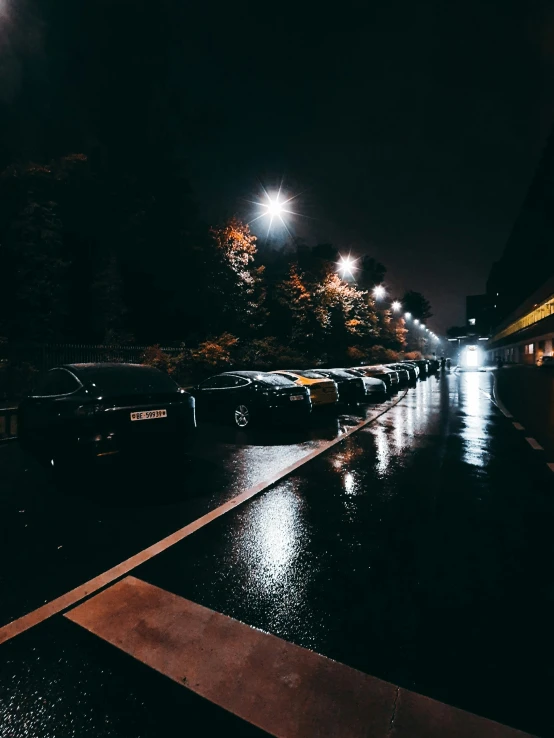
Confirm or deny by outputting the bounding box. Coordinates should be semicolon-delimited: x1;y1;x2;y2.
206;218;266;336
401;290;433;322
0;161;69;342
446;325;466;339
358;256;387;290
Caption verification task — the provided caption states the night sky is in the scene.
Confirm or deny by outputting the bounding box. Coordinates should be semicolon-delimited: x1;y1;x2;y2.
2;0;554;333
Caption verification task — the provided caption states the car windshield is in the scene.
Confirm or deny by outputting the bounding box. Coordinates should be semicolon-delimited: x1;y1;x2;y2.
75;365;178;395
255;374;296;387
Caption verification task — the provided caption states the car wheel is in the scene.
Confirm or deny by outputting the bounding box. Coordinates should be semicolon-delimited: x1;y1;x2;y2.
233;404;251;428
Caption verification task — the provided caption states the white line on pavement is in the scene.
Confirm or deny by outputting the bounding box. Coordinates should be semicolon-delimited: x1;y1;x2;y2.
64;576;534;738
512;422;524;431
547;463;554;473
0;391;408;646
525;437;544;451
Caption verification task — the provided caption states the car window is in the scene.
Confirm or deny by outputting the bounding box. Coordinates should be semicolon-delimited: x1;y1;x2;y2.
255;374;296;387
75;365;178;395
232;377;251;387
200;375;237;389
298;371;326;379
32;369;81;397
273;372;298;381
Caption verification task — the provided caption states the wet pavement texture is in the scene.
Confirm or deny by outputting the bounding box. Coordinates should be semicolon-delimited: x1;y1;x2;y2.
1;371;553;736
495;365;554;458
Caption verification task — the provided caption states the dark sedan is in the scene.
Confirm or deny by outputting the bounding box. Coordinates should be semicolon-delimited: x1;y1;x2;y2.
190;371;311;428
18;363;196;464
388;363;417;384
309;368;367;404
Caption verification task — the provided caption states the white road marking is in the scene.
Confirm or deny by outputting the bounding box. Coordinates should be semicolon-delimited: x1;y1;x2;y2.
526;437;544;451
512;422;524;431
547;463;554;473
0;391;408;646
65;576;533;738
489;373;513;418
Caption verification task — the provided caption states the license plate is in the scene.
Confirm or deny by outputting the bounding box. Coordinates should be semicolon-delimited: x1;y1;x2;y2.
290;395;304;401
130;409;167;421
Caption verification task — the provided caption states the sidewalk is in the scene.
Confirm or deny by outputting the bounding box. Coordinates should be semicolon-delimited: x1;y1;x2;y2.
494;365;554;460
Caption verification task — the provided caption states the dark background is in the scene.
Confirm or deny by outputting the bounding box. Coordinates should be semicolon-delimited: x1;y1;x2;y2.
1;0;553;332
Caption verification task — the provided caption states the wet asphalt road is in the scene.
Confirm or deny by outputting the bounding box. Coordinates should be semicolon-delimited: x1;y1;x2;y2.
1;370;553;737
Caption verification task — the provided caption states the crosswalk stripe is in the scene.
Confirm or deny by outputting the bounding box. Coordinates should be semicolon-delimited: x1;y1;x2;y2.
65;576;534;738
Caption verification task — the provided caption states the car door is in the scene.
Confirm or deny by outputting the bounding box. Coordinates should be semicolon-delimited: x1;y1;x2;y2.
195;375;237;419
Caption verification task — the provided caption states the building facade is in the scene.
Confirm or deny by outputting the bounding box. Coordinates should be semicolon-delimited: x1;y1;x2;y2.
486;126;554;365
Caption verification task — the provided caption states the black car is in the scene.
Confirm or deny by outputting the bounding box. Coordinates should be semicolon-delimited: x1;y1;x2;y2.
190;371;311;428
309;368;367;403
389;362;417;383
18;363;196;463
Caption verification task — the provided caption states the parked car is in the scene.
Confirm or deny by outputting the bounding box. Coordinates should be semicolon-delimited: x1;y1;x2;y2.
386;363;411;385
539;355;554;369
356;365;399;389
190;371;311;428
270;370;339;407
336;369;388;400
18;363;196;463
309;368;365;403
413;360;429;378
401;361;420;379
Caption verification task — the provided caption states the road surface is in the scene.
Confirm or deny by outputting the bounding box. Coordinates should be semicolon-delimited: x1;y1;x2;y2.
0;370;552;737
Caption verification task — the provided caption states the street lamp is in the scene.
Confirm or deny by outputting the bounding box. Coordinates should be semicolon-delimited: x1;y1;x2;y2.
404;312;412;320
337;255;357;279
373;285;386;300
420;323;426;329
414;318;419;325
249;187;298;233
391;300;402;312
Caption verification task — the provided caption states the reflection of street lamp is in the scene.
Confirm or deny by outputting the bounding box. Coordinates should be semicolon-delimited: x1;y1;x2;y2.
391;300;402;312
337;255;357;278
373;285;386;300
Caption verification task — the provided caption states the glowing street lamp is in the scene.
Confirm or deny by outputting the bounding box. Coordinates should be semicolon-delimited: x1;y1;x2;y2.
373;285;386;300
404;312;412;320
414;318;419;325
420;323;426;330
391;300;402;312
337;255;357;278
249;187;298;233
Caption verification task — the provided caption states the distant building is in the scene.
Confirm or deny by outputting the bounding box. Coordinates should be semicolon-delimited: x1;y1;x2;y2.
466;294;494;336
486;126;554;365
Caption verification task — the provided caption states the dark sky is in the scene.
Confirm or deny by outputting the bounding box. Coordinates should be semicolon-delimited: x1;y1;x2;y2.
182;2;554;333
2;0;554;333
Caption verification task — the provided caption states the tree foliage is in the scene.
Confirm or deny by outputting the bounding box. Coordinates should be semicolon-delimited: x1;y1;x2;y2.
401;290;433;321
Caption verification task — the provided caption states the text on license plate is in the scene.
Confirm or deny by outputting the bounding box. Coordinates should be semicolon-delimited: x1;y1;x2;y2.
290;395;304;401
130;409;167;421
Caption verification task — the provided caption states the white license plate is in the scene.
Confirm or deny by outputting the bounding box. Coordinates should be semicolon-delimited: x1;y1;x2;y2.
290;395;304;401
130;409;167;421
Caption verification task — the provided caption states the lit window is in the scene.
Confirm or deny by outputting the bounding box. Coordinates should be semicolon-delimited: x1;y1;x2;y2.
525;343;534;355
468;318;476;325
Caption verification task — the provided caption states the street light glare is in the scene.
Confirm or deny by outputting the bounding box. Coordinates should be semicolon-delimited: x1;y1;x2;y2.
421;323;426;329
337;255;357;278
265;198;284;216
373;285;386;299
404;312;411;320
414;318;419;325
391;300;402;312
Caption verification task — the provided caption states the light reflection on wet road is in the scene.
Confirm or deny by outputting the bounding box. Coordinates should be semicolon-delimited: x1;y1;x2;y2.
2;370;554;736
134;369;554;737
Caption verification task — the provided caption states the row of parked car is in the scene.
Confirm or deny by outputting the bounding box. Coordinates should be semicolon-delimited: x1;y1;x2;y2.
17;359;438;464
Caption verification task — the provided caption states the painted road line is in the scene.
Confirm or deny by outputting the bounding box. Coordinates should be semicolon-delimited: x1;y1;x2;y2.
65;576;534;738
512;422;524;431
0;391;408;646
490;373;513;418
547;463;554;473
525;437;544;451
